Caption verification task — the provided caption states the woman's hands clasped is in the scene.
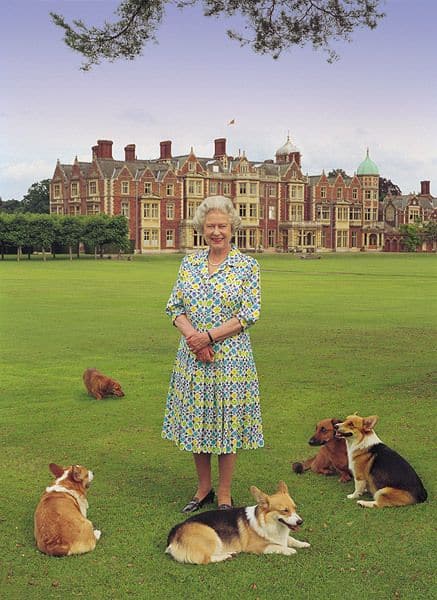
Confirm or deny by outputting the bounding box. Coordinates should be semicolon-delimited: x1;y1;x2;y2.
186;331;214;363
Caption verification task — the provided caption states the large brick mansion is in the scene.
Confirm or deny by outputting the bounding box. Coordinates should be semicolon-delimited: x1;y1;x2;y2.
49;137;436;253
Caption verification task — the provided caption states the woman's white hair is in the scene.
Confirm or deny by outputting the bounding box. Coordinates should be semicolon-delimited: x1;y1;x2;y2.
192;196;241;233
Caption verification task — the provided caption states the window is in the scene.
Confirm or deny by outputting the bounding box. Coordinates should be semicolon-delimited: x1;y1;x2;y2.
121;181;129;195
290;204;303;222
321;230;327;247
364;208;371;221
143;229;159;246
166;183;174;196
336;187;343;200
249;203;257;218
259;204;264;219
144;182;152;195
240;163;248;174
166;203;174;220
248;229;256;248
250;182;257;196
317;205;330;220
121;202;129;217
88;180;97;195
187;180;202;195
350;206;361;220
193;231;204;247
320;186;327;199
209;181;218;195
223;182;231;195
53;183;61;199
87;204;100;215
237;230;246;248
268;230;276;247
269;185;276;197
188;161;195;172
352;188;358;200
166;230;174;247
290;184;303;200
71;182;79;197
144;202;159;219
337;207;348;221
336;230;348;248
239;204;247;218
365;190;371;200
239;182;247;195
351;231;358;247
268;205;276;220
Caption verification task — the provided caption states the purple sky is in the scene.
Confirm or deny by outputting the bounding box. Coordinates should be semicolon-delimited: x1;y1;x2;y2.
1;0;436;200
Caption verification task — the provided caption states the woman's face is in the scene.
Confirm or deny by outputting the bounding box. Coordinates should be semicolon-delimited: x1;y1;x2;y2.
203;210;232;251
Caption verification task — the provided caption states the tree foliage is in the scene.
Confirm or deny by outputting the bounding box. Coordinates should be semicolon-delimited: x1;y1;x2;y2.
0;214;130;260
327;168;347;179
21;179;50;214
51;0;385;70
379;177;402;201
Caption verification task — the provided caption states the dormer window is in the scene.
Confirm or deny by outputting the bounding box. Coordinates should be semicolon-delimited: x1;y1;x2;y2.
121;181;129;195
188;162;195;172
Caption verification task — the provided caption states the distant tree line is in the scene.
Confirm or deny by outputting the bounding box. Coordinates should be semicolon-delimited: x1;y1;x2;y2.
0;213;130;261
0;179;50;214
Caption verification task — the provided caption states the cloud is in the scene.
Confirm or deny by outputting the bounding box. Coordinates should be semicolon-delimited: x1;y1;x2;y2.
0;160;53;181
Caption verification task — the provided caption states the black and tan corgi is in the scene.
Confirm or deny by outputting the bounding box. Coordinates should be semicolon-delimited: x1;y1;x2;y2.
334;415;427;508
166;481;310;564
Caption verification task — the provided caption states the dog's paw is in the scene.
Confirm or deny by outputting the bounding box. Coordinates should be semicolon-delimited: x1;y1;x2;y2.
347;493;359;499
284;547;297;555
94;529;102;540
299;541;311;548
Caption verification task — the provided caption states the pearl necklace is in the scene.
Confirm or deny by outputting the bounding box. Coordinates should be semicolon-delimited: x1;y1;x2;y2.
208;255;227;266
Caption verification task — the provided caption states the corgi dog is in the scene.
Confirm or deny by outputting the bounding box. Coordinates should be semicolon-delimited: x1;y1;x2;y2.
34;463;101;556
334;415;427;508
292;418;351;482
166;481;310;564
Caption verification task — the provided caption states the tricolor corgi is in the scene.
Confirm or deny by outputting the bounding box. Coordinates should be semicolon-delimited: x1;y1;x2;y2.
166;481;310;564
34;463;101;556
334;415;427;508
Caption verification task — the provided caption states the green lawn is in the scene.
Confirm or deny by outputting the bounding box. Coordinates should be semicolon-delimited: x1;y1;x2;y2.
0;253;435;599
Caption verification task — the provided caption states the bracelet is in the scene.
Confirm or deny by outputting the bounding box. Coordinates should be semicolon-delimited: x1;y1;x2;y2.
207;331;214;344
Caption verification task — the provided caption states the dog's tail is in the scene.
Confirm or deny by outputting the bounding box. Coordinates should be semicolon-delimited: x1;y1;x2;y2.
292;457;315;474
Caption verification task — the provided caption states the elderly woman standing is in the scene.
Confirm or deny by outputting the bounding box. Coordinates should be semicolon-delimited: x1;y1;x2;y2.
162;196;264;511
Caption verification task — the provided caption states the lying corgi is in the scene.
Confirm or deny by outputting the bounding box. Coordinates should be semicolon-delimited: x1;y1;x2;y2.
34;463;101;556
334;415;427;508
292;418;351;482
166;481;310;564
83;368;124;400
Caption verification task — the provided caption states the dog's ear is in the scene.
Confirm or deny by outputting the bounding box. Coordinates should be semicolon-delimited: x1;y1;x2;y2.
363;415;378;431
71;465;84;483
49;463;64;478
250;486;269;508
277;480;289;494
331;419;341;427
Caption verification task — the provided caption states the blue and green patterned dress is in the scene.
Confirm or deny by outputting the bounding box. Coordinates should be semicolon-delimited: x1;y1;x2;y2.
162;246;264;454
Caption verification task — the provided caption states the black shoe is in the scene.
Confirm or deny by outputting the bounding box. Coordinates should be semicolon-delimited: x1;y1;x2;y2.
217;498;234;510
182;489;215;513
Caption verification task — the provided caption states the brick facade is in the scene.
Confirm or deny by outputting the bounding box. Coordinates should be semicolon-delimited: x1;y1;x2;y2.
50;137;437;253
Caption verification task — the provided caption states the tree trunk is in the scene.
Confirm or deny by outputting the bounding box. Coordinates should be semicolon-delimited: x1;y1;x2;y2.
94;246;97;259
17;245;21;262
42;247;46;261
69;245;73;261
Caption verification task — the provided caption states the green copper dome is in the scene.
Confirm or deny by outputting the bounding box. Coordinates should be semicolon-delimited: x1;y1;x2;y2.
357;149;379;175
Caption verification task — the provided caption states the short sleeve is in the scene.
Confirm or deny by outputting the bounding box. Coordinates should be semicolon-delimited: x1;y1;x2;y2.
236;260;261;330
165;259;187;322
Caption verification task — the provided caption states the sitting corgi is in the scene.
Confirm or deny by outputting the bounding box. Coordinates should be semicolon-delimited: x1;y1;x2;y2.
34;463;101;556
292;418;351;482
83;368;124;400
334;415;427;508
166;481;310;564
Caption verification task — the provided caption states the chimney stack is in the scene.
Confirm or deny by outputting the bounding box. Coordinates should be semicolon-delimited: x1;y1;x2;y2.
420;180;430;195
96;139;113;159
125;144;136;161
214;138;226;158
160;140;172;160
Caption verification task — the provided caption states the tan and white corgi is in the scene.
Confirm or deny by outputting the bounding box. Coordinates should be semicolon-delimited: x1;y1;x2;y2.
34;463;101;556
166;481;310;564
335;415;427;508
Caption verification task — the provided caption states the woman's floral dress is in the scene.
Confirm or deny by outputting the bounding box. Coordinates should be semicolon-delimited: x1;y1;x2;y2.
162;246;264;454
